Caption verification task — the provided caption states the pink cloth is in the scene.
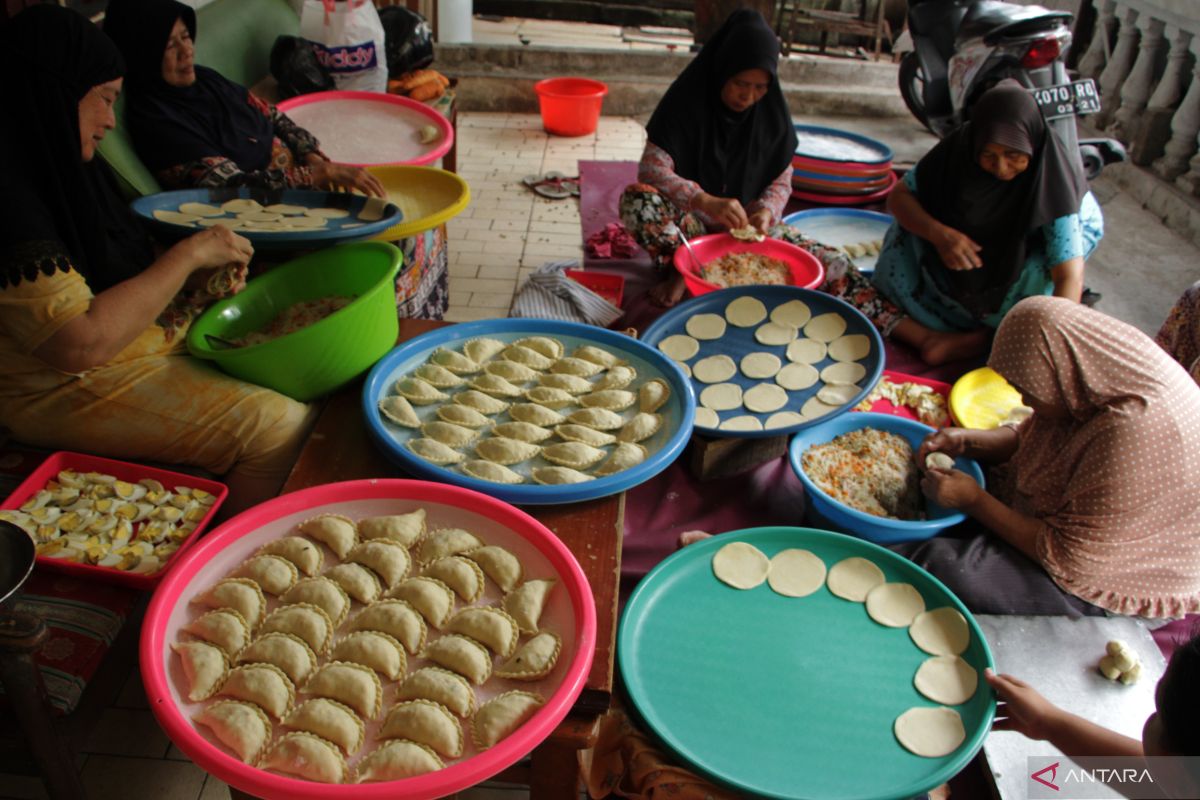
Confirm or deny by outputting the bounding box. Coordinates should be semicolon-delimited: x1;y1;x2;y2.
586;222;640;260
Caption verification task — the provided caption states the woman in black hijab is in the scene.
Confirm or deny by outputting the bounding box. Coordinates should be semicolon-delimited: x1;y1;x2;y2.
103;0;383;196
620;9;798;306
871;80;1103;364
0;5;315;519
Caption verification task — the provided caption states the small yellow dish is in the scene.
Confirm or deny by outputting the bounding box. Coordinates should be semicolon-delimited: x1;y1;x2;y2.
949;367;1025;429
367;166;470;241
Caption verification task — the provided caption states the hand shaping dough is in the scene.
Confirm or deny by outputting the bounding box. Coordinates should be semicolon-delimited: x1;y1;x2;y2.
826;557;886;602
925;452;955;471
766;549;826;597
865;582;926;627
913;655;978;705
894;706;965;757
711;541;771;589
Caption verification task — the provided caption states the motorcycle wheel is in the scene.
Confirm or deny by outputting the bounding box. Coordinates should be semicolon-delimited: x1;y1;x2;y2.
1079;144;1104;180
898;53;936;136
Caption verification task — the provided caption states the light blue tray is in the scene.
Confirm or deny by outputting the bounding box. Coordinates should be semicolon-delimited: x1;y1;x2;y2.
362;319;696;505
619;526;996;800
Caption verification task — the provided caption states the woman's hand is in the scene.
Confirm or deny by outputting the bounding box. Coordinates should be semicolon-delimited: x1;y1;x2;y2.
173;226;254;274
920;466;982;509
310;159;386;197
917;427;972;466
748;208;773;236
187;263;248;298
986;669;1063;741
694;193;749;230
932;225;983;271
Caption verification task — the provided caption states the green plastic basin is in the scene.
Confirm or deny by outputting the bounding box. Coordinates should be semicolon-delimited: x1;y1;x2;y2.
187;242;402;402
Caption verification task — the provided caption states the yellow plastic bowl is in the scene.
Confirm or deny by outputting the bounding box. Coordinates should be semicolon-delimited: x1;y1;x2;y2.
367;165;470;240
949;367;1025;429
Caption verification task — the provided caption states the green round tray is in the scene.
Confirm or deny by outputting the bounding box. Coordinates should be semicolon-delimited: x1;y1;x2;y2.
618;527;996;800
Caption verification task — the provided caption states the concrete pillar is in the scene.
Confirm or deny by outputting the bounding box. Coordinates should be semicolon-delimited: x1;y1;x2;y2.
1155;45;1200;181
1077;0;1117;80
1108;15;1164;141
1094;6;1139;129
1147;27;1192;111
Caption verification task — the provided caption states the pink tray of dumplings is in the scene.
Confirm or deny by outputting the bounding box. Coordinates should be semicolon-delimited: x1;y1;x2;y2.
141;479;596;799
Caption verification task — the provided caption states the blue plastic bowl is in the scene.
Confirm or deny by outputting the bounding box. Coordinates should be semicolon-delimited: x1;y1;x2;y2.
788;412;985;544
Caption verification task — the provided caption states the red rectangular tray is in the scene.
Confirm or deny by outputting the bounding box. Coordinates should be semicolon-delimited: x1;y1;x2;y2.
853;370;952;428
1;451;228;590
566;269;624;307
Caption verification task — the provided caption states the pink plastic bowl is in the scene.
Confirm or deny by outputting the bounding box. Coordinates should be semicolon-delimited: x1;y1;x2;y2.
534;78;608;137
673;233;826;296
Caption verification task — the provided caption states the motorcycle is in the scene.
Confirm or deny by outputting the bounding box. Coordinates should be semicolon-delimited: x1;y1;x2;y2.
894;0;1126;179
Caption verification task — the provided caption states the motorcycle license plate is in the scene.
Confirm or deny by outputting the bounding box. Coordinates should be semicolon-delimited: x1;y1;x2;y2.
1033;79;1101;120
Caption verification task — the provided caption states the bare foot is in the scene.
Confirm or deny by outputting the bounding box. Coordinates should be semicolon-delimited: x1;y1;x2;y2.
920;329;991;366
677;530;713;549
648;273;688;307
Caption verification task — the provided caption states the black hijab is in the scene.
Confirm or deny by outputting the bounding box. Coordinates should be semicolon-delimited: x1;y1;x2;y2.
914;80;1089;316
645;9;797;208
0;5;152;293
103;0;276;172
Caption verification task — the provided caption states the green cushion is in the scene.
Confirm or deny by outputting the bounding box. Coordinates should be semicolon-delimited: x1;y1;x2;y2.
98;0;299;200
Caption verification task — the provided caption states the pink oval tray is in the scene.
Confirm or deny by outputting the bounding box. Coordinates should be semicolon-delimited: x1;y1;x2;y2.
276;91;454;167
791;170;898;206
141;479;596;798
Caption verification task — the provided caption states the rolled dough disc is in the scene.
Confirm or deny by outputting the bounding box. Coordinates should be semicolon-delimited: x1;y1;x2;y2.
237;211;285;223
816;383;860;405
894;707;965;758
766;549;827;597
914;655;978;705
776;363;819;391
197;218;232;228
700;383;743;412
220;199;263;214
754;322;797;346
786;338;827;364
800;396;841;420
826;556;886;601
177;202;224;217
712;541;771;589
265;204;308;215
719;415;763;432
741;352;782;379
865;582;926;627
307;207;352;219
909;607;970;656
828;334;871;362
694;407;720;428
764;411;804;429
678;362;692;378
686;313;727;340
658;335;700;362
770;299;811;328
725;296;768;327
284;216;328;228
153;210;201;226
821;361;867;385
804;312;848;343
743;383;789;413
693;354;737;384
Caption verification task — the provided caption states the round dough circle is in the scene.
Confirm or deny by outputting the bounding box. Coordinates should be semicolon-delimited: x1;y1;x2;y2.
766;549;827;597
719;415;763;432
265;203;308;215
685;313;727;340
770;299;811;328
153;210;202;225
776;362;819;391
694;407;720;428
804;312;848;343
743;383;789;413
909;607;970;656
693;354;738;384
725;296;768;327
894;707;966;758
800;396;841;420
914;656;978;705
821;361;868;386
741;352;782;379
786;338;827;364
866;582;926;627
829;334;872;362
307;207;352;219
700;383;743;412
754;322;798;346
925;452;955;472
712;541;771;589
659;335;700;362
764;411;805;429
178;202;224;217
826;556;886;601
816;383;859;406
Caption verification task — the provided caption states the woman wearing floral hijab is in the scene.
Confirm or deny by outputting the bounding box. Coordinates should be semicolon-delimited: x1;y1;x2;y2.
910;296;1200;617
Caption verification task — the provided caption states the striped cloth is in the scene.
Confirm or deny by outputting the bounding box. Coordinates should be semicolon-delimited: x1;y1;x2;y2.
509;261;624;327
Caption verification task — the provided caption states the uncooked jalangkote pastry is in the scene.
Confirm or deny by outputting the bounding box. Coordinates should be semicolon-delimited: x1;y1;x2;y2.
377;699;463;759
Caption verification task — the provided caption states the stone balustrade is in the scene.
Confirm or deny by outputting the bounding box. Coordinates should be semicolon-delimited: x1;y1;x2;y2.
1074;0;1200;194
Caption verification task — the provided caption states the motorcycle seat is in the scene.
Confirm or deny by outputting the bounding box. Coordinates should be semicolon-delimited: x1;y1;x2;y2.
959;1;1072;42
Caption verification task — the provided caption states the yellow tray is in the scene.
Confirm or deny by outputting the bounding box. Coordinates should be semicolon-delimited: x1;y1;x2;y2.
367;165;470;240
949;366;1026;429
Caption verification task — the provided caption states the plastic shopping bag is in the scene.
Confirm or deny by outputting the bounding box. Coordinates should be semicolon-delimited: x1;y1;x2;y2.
298;0;387;93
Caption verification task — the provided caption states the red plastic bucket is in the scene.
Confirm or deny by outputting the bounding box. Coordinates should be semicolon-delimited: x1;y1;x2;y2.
534;78;608;137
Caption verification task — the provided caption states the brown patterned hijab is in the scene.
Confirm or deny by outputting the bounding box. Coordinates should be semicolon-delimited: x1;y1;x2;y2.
988;296;1200;617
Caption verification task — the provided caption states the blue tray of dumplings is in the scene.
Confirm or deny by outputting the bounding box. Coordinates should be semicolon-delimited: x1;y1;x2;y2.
130;187;402;251
619;526;996;800
641;286;884;439
362;318;697;505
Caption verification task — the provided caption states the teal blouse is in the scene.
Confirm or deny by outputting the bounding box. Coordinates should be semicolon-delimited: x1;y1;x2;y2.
871;169;1104;331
